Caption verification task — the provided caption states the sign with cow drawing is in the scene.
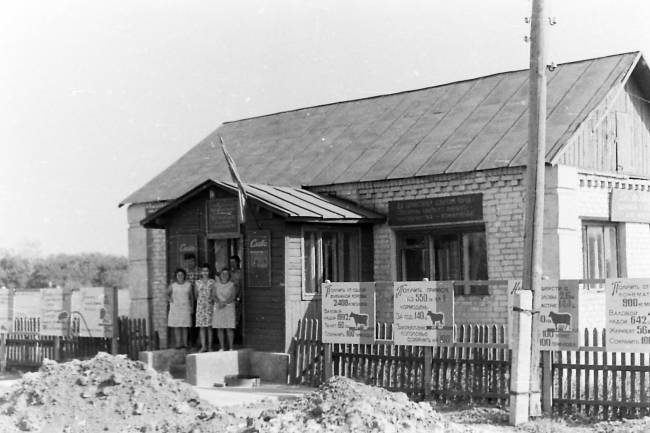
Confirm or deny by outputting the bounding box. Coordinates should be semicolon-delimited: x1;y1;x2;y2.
605;279;650;352
538;280;580;350
321;282;375;344
393;281;454;346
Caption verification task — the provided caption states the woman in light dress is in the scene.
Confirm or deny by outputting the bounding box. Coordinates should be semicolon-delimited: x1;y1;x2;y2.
211;267;238;351
194;264;215;352
167;268;193;349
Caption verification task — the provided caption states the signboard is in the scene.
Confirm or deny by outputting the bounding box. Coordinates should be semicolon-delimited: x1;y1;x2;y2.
0;288;13;332
40;288;71;336
76;287;114;338
605;279;650;352
538;280;580;350
246;230;271;288
611;190;650;223
207;198;239;236
388;194;483;226
322;282;375;344
393;281;454;346
178;235;197;256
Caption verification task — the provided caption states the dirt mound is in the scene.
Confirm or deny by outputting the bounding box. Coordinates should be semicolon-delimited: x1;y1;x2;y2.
0;352;241;433
248;376;447;433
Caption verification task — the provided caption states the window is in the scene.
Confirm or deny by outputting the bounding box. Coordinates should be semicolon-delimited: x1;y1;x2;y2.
397;227;488;295
582;222;619;279
303;228;360;296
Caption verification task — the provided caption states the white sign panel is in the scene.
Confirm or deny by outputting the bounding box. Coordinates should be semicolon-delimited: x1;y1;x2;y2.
0;288;13;332
606;279;650;352
393;281;454;346
77;287;114;338
40;288;70;336
538;280;580;350
322;282;375;344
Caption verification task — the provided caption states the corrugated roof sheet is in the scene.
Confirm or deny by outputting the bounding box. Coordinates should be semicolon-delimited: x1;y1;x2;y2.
141;180;384;228
122;52;641;206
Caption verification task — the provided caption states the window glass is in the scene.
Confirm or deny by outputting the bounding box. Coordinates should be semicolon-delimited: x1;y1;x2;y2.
303;228;361;296
397;227;488;295
303;231;318;293
583;223;618;279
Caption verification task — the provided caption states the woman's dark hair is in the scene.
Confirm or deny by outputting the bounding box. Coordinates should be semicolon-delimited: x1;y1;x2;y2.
174;268;187;280
219;267;231;282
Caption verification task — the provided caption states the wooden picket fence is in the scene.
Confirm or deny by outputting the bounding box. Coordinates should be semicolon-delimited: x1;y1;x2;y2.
550;328;650;419
291;318;510;403
0;316;158;369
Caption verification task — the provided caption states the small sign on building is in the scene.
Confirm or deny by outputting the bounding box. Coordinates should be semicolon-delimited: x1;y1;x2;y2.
246;230;271;288
321;282;375;344
388;193;483;226
206;197;240;238
393;281;454;346
538;280;580;350
605;279;650;352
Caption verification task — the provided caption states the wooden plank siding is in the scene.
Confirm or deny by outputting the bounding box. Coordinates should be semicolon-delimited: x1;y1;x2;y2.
284;224;375;352
242;211;286;352
556;75;650;178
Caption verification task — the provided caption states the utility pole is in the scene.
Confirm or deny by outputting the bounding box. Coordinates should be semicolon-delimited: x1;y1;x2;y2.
524;0;547;418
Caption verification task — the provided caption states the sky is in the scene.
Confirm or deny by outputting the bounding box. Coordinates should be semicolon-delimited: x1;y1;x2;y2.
2;0;650;257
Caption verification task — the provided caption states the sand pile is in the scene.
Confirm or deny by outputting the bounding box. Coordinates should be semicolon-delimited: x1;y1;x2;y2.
0;352;240;433
248;376;447;433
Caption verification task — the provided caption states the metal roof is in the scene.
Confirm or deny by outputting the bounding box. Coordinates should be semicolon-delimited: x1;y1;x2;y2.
122;52;642;206
140;180;384;228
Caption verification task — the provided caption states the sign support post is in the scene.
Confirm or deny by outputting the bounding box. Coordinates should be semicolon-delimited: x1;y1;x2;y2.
111;287;119;355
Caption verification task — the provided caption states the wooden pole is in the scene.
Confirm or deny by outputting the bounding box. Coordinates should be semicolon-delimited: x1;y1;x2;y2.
524;0;547;418
111;287;119;355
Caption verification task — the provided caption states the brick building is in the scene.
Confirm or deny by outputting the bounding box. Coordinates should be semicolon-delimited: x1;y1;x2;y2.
121;51;650;350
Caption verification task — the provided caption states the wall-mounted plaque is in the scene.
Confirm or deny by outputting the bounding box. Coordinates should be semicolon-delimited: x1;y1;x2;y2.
388;193;483;226
247;230;271;288
611;189;650;223
207;198;240;237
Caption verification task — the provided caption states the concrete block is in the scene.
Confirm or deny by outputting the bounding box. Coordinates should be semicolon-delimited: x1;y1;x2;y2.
249;352;290;384
186;349;252;387
139;349;186;372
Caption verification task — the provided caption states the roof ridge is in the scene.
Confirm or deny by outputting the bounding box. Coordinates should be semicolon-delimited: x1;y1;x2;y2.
222;51;640;125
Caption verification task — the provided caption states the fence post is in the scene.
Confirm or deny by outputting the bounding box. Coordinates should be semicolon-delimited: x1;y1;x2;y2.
111;287;119;355
53;336;61;362
323;343;332;381
0;334;5;372
509;289;532;425
541;350;552;413
424;347;432;398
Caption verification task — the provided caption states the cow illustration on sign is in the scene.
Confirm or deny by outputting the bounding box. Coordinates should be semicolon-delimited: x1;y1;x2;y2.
426;311;444;329
348;312;369;330
548;311;572;331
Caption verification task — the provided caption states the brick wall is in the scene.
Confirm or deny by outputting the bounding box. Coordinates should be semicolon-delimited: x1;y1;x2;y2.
311;167;527;324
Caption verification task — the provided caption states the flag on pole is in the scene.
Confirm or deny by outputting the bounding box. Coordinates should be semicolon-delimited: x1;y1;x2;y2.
219;135;248;224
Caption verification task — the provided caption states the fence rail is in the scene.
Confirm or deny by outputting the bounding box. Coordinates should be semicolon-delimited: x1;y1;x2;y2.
291;318;510;403
0;316;158;369
551;328;650;420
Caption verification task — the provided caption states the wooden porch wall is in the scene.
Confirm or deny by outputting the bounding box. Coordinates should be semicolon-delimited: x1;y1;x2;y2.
284;224;375;352
242;209;286;352
557;75;650;177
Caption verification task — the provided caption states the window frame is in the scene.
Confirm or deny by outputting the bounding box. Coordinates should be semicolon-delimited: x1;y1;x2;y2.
395;224;489;296
301;226;362;300
581;220;620;280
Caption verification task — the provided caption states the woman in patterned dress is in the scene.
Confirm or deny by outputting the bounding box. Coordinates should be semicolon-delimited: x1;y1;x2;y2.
211;268;238;351
167;268;193;349
194;264;215;352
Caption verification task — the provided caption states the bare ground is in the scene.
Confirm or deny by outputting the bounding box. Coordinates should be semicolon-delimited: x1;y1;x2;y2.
1;354;649;432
